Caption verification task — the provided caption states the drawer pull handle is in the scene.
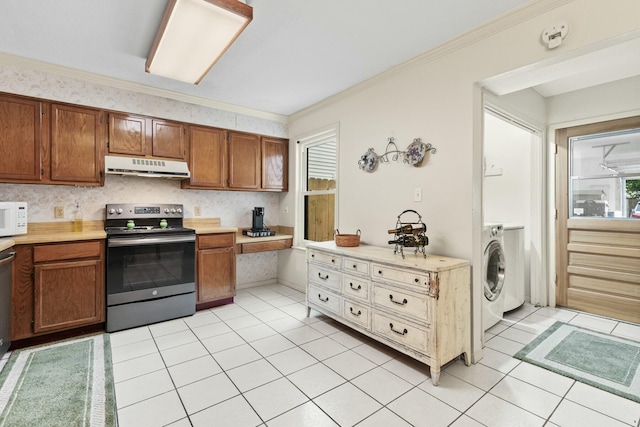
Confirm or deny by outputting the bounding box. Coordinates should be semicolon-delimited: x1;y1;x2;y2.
350;283;362;291
318;272;330;280
352;264;357;269
414;278;419;283
311;254;315;258
389;323;408;336
349;307;362;316
378;270;383;275
389;295;408;306
318;294;329;302
331;259;335;263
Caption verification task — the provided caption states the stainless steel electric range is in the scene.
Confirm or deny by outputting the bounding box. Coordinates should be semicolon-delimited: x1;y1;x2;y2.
105;203;195;333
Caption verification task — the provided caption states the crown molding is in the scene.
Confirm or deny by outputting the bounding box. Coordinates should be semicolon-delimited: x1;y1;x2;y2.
290;0;573;121
0;52;289;123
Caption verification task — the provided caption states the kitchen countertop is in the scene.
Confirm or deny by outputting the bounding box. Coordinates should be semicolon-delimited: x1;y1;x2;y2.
0;219;292;249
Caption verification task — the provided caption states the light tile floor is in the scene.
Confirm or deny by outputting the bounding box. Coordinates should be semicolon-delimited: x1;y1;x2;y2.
5;284;640;426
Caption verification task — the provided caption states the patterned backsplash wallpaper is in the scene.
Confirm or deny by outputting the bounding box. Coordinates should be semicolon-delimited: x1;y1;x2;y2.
0;61;289;286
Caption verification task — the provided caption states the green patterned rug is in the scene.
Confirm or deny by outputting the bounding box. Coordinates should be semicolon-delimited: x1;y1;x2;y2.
0;334;116;427
515;321;640;403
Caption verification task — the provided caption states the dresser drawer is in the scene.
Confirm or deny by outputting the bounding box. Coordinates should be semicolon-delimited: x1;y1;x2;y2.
343;299;370;329
372;263;428;288
308;250;341;268
308;264;341;290
342;274;370;301
342;257;369;276
308;284;341;315
373;283;429;321
372;312;431;353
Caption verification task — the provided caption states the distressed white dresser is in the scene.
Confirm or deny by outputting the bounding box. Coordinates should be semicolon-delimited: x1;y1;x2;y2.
306;241;471;385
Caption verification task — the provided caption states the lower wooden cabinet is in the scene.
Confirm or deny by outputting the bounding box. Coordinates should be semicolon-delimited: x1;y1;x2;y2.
196;233;236;308
12;240;105;340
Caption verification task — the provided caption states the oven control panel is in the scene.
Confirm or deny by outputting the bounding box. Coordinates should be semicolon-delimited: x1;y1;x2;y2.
106;204;185;219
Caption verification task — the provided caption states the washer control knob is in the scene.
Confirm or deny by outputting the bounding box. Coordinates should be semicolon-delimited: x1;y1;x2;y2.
176;208;182;214
170;208;176;213
164;208;170;214
116;208;123;214
108;208;116;215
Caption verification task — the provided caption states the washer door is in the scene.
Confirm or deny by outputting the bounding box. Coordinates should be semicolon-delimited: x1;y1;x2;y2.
484;240;506;301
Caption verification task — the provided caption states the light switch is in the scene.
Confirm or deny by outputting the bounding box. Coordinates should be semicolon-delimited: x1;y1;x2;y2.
414;188;422;202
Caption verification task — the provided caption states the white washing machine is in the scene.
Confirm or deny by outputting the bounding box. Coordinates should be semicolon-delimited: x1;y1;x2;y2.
502;224;525;312
483;224;506;331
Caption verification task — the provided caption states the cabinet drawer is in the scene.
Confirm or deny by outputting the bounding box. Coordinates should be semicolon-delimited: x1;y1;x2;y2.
239;239;292;254
343;299;370;329
34;241;102;262
373;312;430;353
308;264;341;290
342;274;370;301
342;257;369;276
372;263;428;288
308;284;341;315
373;284;429;321
308;250;341;269
198;233;234;249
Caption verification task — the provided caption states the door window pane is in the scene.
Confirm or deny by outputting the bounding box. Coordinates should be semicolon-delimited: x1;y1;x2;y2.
570;128;640;218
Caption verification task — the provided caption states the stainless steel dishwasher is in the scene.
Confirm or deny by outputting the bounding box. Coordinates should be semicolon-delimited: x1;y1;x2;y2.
0;248;14;358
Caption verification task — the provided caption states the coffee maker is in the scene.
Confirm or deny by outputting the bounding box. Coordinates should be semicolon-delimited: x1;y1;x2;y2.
243;207;275;237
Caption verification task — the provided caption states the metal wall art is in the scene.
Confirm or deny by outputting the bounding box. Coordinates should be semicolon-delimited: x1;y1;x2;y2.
358;137;436;172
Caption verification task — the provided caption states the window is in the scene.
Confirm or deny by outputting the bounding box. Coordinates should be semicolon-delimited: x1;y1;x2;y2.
569;127;640;218
297;126;338;243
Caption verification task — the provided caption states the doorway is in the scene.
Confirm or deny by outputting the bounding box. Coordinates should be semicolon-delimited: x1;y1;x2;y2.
555;115;640;323
483;107;544;315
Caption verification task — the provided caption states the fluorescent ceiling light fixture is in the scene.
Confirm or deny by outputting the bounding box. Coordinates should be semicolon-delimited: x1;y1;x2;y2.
146;0;252;84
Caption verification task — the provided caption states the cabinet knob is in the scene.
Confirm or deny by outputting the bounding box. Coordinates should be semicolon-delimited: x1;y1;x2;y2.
414;278;419;283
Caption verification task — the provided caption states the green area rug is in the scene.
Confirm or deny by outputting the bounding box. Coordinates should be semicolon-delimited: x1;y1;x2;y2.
515;321;640;403
0;334;116;427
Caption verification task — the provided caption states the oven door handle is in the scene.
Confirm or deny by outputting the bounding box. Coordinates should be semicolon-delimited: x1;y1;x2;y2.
108;235;196;247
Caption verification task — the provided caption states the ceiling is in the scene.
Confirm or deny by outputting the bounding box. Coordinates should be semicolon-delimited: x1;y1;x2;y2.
0;0;533;117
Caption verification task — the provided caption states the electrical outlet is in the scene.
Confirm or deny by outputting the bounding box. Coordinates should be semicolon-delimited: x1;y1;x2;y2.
194;206;201;216
54;206;65;218
284;205;289;214
414;188;422;202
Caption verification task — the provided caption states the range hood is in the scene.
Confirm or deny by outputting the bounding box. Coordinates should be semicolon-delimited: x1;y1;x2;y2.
105;155;190;179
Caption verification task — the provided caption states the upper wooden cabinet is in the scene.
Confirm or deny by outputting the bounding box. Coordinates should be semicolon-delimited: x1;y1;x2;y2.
228;131;261;190
50;104;105;185
0;94;106;186
108;113;186;160
0;95;44;182
262;136;288;192
108;113;147;156
182;125;227;189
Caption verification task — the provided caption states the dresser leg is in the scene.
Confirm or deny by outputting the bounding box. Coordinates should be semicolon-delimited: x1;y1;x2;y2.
462;352;471;366
431;368;440;386
306;305;311;317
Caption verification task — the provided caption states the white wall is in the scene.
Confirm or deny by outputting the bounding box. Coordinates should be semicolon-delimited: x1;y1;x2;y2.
0;61;288;287
279;0;640;359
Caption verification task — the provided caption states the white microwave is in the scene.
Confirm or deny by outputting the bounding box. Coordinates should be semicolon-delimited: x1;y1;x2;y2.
0;202;28;237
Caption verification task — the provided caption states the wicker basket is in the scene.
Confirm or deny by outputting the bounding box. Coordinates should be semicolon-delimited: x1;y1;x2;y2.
335;229;361;247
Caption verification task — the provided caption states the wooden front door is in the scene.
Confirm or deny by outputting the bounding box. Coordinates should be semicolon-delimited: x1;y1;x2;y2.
556;116;640;323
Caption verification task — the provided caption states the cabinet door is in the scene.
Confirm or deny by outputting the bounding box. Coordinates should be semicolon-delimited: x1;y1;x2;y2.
261;137;288;191
0;95;43;182
228;131;261;189
108;113;148;156
50;104;105;184
197;247;236;303
152;119;186;159
187;125;226;188
33;259;105;333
